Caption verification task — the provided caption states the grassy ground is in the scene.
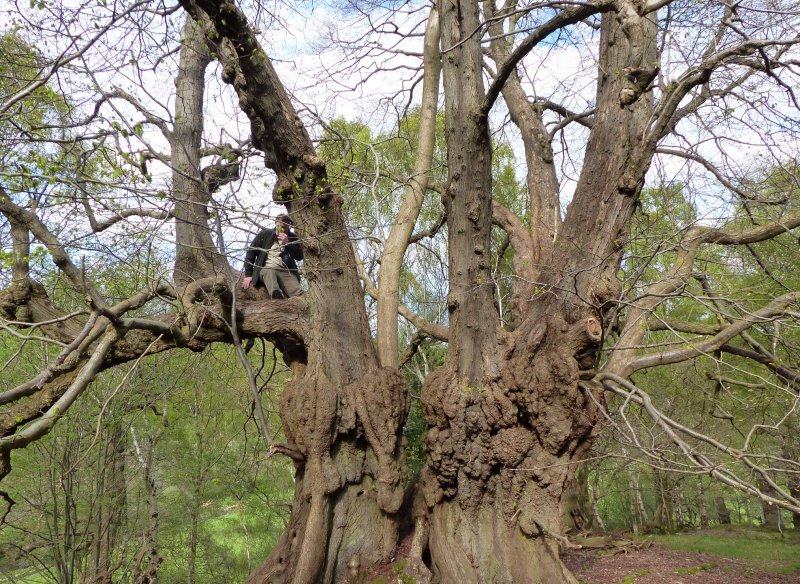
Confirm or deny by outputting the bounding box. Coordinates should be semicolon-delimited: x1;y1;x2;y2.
652;525;800;575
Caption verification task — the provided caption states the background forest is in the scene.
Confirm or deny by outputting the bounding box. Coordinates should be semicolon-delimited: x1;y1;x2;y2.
1;0;799;582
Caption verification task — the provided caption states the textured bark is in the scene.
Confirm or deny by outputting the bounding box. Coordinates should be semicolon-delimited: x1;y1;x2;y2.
419;2;657;581
698;482;710;529
591;474;607;532
175;2;410;581
550;1;657;312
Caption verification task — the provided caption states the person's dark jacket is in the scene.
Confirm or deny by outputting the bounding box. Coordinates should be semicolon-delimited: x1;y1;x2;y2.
243;227;303;286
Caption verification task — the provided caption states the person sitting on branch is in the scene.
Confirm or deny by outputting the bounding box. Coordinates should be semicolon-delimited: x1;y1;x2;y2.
242;214;303;299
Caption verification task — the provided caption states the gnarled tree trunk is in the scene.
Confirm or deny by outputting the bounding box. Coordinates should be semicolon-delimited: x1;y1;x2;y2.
174;3;410;583
419;1;657;581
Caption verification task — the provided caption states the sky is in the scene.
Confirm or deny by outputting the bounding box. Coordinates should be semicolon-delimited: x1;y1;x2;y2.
1;0;799;276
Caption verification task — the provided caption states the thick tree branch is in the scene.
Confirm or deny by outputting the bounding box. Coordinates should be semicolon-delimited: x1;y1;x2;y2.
720;344;800;388
178;0;321;183
608;209;800;376
82;205;173;234
492;201;536;284
0;327;120;451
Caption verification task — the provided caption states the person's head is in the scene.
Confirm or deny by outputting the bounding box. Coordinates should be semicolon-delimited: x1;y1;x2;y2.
275;214;292;234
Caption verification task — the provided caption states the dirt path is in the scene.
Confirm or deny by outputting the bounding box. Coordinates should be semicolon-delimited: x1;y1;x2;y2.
562;545;800;583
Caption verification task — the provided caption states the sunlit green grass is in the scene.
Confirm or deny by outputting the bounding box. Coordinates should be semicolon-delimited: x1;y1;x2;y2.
0;569;51;583
653;526;800;575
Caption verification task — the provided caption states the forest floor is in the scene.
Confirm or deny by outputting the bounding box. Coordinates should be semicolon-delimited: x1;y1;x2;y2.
562;526;800;584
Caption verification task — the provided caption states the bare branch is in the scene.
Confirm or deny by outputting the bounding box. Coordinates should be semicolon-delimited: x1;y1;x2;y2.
626;291;800;374
482;2;613;115
0;1;151;117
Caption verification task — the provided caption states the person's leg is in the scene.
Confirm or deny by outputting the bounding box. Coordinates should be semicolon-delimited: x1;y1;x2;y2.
262;268;284;299
277;270;302;297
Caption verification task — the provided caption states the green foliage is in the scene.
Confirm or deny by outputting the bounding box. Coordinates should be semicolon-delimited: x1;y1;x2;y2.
0;345;294;584
593;167;800;540
403;398;426;482
392;558;418;584
623;183;697;283
402;341;446;481
0;32;68;131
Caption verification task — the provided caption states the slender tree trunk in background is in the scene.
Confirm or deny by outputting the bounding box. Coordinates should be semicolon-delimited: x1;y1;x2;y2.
83;420;127;584
131;430;163;584
789;470;800;530
625;463;646;535
652;469;674;532
634;478;649;530
757;474;782;530
782;422;800;529
563;467;591;533
742;493;753;525
591;472;607;532
621;447;648;534
187;397;205;584
698;482;709;529
187;475;201;584
57;437;80;584
187;488;199;584
675;487;686;529
715;495;731;525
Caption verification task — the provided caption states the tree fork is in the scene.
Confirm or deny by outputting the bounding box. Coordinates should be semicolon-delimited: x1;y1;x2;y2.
178;2;412;581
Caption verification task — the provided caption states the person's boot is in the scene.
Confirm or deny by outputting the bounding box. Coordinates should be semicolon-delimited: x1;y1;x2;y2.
271;289;285;299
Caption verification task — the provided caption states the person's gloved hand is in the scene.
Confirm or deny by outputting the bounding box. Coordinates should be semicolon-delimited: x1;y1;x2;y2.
242;276;253;289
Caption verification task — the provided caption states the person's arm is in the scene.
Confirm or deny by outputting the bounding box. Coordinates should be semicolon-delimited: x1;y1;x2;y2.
243;231;263;276
242;229;267;289
284;230;303;261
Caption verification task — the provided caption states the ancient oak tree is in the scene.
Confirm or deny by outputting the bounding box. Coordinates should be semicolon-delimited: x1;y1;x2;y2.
2;0;800;582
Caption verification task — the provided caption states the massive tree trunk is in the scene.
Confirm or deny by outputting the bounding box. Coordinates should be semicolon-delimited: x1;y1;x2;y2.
419;1;657;581
174;3;409;583
5;0;799;580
